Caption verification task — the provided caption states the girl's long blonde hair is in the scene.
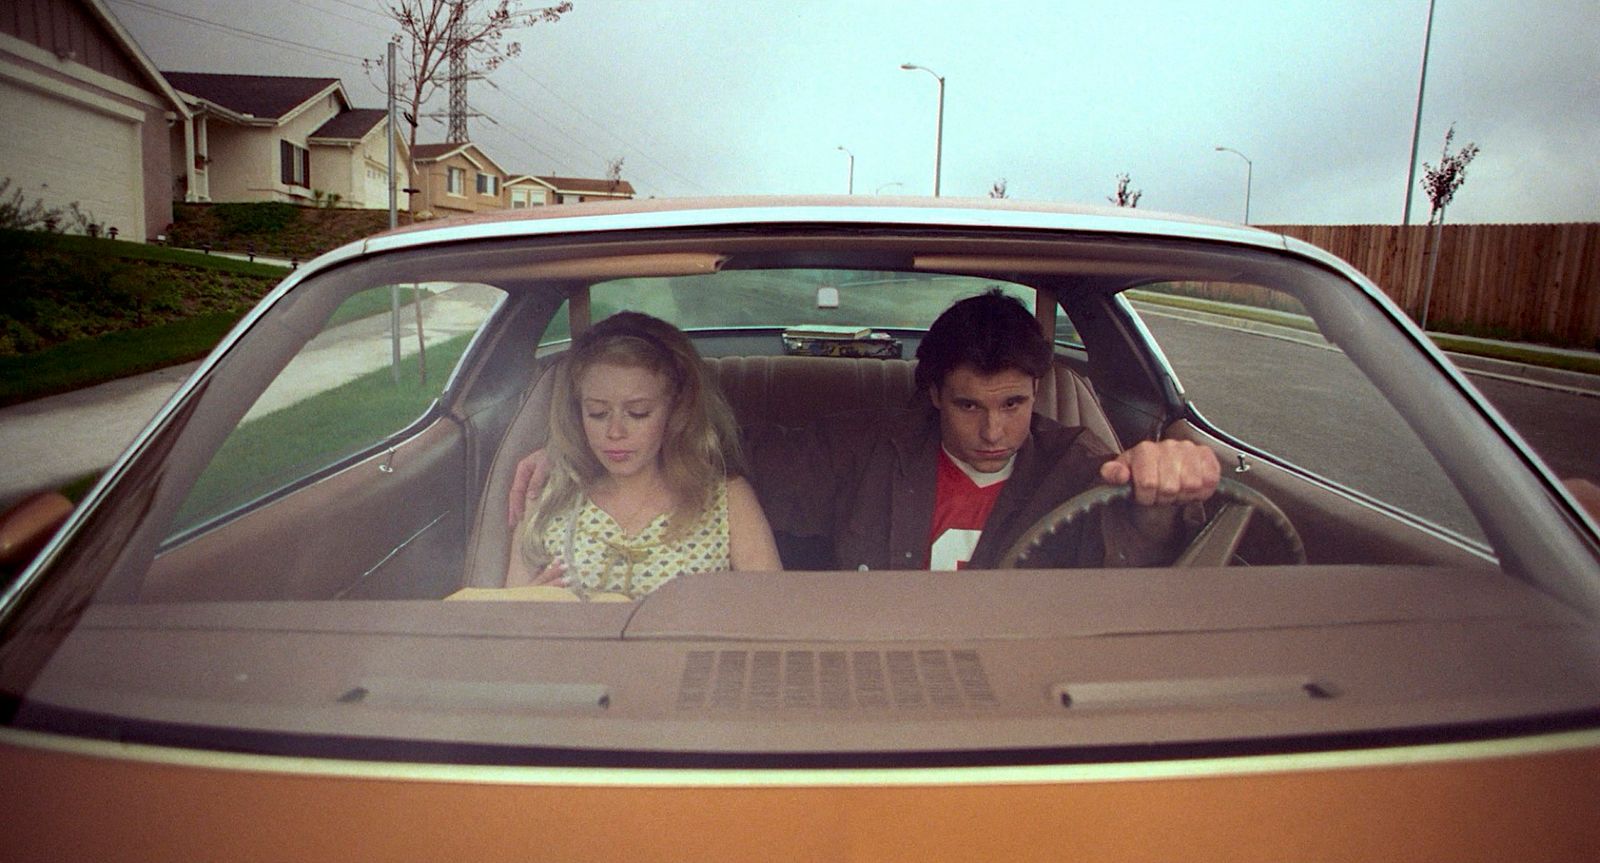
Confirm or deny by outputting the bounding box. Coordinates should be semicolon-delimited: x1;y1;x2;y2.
520;312;743;566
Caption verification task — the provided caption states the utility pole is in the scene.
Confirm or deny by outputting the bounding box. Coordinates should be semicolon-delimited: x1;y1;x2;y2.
387;41;398;231
387;40;402;383
1401;0;1437;226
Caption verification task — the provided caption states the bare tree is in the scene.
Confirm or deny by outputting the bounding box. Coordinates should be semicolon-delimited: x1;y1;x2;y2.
1417;124;1480;329
605;156;625;192
1108;173;1142;208
988;178;1008;199
1421;124;1479;226
367;0;572;156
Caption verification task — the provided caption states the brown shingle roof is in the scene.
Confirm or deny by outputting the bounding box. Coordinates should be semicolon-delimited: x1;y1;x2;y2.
310;109;389;141
163;72;341;120
527;175;637;196
412;142;510;176
412;142;467;161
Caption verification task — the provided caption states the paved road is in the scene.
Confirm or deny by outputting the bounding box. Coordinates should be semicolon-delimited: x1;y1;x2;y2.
1143;313;1480;536
1141;311;1599;539
1;301;1595;526
1468;376;1600;483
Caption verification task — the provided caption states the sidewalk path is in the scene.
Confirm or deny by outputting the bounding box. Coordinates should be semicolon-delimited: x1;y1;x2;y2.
0;285;500;508
0;361;198;506
2;299;1595;509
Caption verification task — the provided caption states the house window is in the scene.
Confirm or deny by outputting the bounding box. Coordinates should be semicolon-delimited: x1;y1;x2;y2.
280;140;310;188
510;188;542;208
560;194;582;204
447;167;465;196
476;173;499;196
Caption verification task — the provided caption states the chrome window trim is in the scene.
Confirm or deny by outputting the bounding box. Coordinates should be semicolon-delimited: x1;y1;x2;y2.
8;201;1595;615
4;724;1600;787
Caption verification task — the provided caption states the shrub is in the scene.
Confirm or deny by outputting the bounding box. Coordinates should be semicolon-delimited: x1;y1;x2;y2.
0;178;96;234
213;201;300;236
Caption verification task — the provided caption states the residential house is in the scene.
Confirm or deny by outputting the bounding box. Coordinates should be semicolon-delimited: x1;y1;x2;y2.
505;174;636;208
411;142;509;216
307;108;409;211
0;0;191;241
164;71;409;210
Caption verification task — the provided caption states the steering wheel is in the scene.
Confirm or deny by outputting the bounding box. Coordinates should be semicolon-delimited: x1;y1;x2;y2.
998;477;1306;568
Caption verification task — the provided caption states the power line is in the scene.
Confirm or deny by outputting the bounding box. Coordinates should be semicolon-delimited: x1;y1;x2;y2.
474;107;574;171
110;0;371;65
281;0;393;36
110;0;693;193
479;78;614;168
475;101;672;196
501;63;708;192
475;79;687;195
319;0;393;21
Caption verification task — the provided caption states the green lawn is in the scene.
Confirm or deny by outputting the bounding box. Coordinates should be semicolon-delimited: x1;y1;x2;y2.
172;333;474;532
0;311;243;407
47;233;292;279
0;255;429;407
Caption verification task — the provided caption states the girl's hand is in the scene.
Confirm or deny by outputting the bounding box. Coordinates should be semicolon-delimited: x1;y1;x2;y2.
530;557;568;587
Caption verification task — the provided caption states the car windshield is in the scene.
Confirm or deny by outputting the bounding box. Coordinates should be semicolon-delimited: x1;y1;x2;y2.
3;215;1597;767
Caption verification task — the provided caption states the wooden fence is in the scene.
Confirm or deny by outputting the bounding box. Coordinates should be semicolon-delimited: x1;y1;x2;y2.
1259;223;1600;349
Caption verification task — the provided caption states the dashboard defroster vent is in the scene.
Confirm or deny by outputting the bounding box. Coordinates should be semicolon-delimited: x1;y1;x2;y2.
677;649;998;711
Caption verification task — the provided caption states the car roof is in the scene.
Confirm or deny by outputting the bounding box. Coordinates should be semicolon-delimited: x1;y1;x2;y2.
358;195;1290;258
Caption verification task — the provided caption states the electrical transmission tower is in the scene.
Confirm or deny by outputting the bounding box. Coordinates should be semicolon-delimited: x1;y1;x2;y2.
426;0;485;142
446;8;469;142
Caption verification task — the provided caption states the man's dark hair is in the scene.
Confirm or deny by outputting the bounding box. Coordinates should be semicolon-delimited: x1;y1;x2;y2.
915;288;1052;391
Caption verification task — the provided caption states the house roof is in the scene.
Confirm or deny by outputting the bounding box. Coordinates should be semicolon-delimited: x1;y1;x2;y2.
507;174;637;197
413;142;509;176
309;109;390;142
82;0;191;118
163;72;344;121
412;143;469;161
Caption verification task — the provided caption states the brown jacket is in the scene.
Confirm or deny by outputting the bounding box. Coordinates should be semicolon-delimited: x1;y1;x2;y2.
748;408;1180;570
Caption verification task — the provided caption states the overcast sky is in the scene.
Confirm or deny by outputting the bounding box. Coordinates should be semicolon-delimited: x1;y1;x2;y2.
108;0;1600;224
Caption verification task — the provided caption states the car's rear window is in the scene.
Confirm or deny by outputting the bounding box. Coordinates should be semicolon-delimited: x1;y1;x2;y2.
539;269;1082;346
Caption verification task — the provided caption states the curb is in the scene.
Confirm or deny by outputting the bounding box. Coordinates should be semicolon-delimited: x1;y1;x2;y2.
1132;302;1600;399
1446;353;1600;399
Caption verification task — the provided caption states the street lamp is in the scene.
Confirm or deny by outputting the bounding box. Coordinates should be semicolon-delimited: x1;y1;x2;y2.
899;63;944;196
1402;0;1437;226
836;145;854;195
1214;146;1253;224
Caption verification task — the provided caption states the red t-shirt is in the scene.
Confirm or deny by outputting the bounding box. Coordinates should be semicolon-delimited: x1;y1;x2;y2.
927;449;1011;570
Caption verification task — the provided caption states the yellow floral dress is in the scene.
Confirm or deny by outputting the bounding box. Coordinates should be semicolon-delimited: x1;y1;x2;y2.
540;479;730;598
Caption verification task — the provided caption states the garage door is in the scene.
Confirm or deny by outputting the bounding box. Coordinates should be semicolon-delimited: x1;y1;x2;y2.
0;76;144;239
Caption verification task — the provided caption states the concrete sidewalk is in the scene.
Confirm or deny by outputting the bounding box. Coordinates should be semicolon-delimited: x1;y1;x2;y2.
0;284;500;508
2;302;1596;509
0;360;199;506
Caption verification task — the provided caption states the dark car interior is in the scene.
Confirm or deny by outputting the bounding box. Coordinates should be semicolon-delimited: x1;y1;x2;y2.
7;220;1600;768
125;227;1506;605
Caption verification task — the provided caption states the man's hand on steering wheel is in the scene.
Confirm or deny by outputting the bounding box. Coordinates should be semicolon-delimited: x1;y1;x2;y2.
1099;439;1221;506
1003;442;1303;568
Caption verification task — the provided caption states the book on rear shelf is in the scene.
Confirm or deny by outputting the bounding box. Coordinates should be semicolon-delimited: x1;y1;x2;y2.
781;325;873;340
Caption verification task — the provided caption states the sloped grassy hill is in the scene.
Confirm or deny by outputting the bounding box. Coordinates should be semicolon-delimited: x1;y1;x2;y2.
164;202;410;260
0;232;288;405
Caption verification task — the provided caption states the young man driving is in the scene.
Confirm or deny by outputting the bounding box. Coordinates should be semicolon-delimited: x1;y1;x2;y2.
511;290;1219;571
